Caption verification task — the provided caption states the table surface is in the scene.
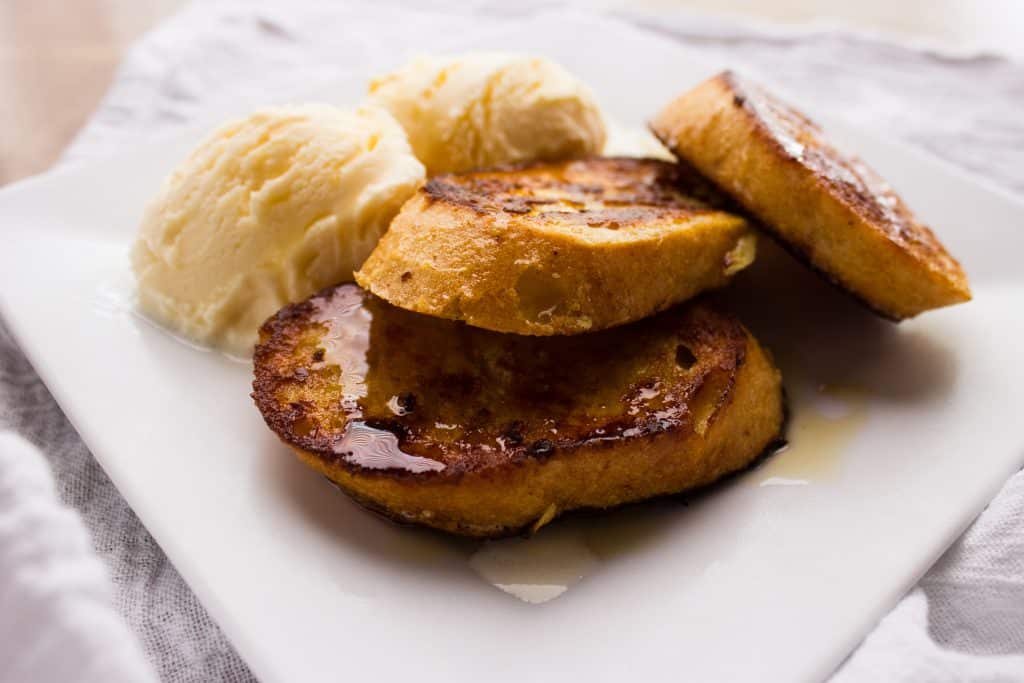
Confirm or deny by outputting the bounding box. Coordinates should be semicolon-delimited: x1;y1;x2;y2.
1;0;1021;186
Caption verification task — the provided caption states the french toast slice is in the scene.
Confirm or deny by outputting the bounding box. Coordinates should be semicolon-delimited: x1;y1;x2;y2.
650;71;971;320
355;157;756;335
252;284;784;537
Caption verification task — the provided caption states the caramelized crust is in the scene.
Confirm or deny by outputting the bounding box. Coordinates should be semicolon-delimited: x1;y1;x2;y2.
651;71;971;320
252;284;784;537
355;157;756;336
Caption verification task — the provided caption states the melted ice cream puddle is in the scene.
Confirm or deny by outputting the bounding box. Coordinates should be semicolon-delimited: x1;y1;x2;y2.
469;526;599;604
93;267;250;363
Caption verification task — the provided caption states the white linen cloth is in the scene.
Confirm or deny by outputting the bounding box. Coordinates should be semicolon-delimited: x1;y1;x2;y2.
1;2;1022;681
0;433;156;683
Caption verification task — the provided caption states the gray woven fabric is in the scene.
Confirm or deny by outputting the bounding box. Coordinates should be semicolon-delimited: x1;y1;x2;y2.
0;320;249;681
2;2;1022;681
623;9;1024;195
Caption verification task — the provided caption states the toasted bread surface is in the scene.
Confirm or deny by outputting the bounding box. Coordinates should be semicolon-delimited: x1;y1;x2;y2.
252;284;784;537
650;71;971;319
355;157;756;335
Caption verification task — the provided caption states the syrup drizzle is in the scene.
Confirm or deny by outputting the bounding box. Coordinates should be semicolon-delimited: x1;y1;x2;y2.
760;382;868;484
311;287;445;474
311;287;370;417
295;287;868;605
331;422;444;474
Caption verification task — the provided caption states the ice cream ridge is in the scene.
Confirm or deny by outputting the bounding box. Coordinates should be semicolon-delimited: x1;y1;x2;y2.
368;53;607;174
132;105;425;356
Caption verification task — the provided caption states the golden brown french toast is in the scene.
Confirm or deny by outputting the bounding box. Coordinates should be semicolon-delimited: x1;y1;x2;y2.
252;284;784;537
355;157;756;336
650;71;971;320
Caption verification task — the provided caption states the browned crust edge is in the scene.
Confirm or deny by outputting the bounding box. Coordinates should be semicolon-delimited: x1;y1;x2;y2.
317;401;791;540
252;288;751;484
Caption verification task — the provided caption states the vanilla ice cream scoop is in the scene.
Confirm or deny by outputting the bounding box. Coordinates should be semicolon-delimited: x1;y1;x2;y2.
131;104;424;356
367;53;606;175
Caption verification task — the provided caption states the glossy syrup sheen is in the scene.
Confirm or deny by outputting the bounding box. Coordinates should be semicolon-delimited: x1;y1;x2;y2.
309;289;444;474
275;284;871;605
761;382;868;485
303;284;715;475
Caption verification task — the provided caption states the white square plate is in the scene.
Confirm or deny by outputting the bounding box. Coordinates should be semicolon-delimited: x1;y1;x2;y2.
2;14;1023;683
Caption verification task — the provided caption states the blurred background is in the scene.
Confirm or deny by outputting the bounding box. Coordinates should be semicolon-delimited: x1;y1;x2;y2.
1;0;1021;186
